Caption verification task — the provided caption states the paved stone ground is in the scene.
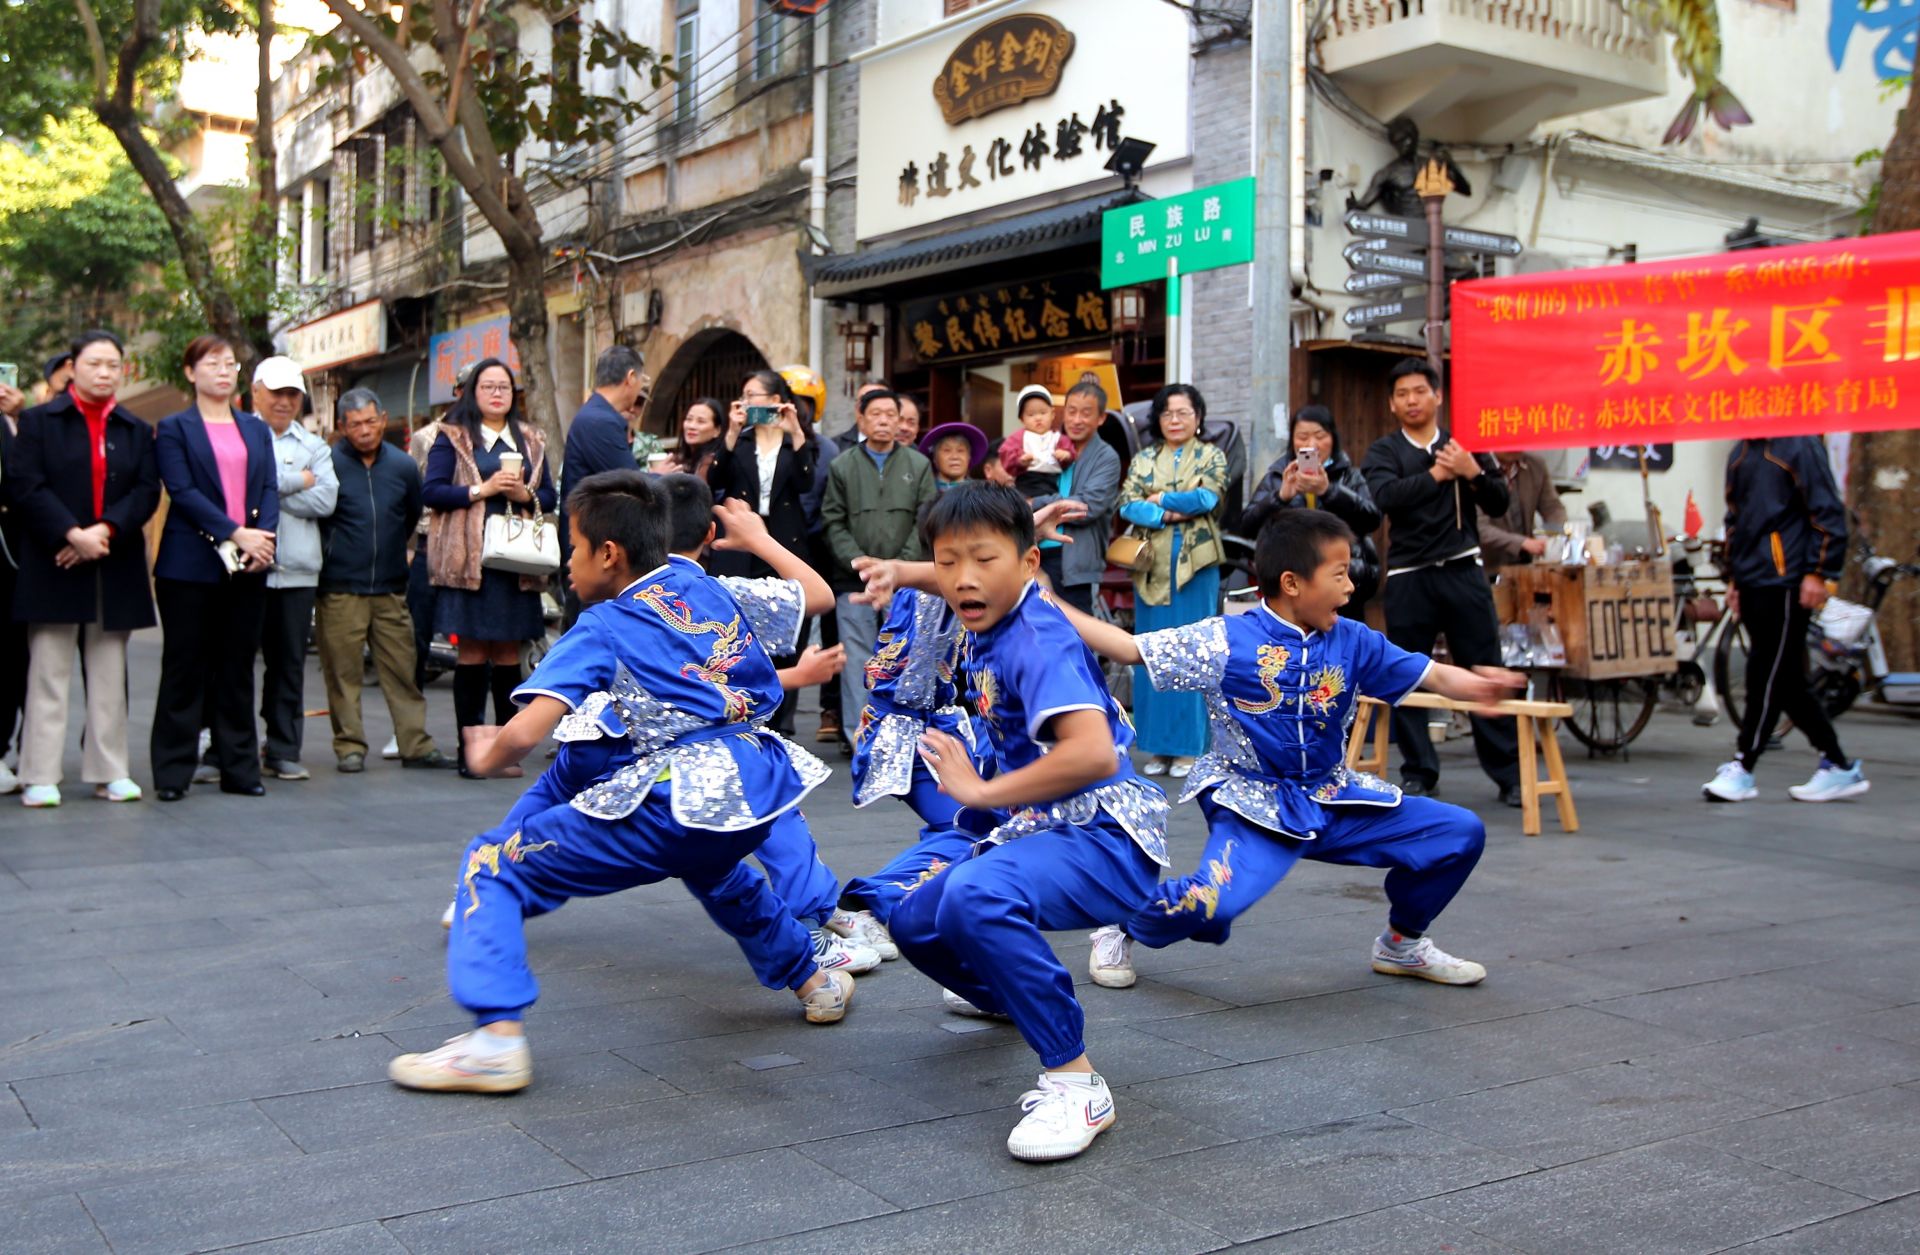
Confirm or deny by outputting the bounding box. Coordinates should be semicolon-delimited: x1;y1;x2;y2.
3;635;1918;1254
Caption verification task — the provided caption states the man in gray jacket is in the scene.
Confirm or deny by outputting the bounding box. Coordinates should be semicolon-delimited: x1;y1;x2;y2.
1025;380;1119;615
253;357;336;780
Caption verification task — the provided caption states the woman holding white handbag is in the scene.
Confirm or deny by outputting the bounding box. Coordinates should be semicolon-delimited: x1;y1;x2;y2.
422;358;556;777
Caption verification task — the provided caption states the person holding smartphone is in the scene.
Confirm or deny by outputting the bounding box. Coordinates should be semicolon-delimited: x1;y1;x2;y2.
708;370;816;732
1241;405;1382;618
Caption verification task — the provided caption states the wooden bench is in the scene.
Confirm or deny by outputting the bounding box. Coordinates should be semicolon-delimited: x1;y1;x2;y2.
1344;694;1579;837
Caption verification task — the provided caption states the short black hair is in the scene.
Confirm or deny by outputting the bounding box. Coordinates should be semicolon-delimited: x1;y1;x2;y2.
566;470;668;573
1389;357;1441;391
920;481;1035;554
858;387;900;415
70;329;124;360
1065;379;1108;412
1255;509;1355;598
593;344;645;388
658;472;715;553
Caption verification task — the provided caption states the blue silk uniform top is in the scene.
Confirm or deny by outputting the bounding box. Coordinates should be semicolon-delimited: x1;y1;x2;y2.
960;582;1169;866
850;589;986;808
513;556;827;831
1136;603;1432;839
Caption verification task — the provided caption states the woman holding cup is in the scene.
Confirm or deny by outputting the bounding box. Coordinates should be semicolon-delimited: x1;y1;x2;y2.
421;358;555;777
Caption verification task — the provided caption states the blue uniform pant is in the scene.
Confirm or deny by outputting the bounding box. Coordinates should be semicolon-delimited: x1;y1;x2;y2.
447;787;818;1024
1127;794;1485;949
752;809;841;926
890;819;1162;1069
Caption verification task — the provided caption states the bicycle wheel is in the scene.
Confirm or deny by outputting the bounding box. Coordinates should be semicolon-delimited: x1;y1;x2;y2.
1552;674;1659;754
1714;616;1749;731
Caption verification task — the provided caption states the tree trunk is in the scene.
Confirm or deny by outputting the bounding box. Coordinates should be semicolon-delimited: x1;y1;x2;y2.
246;0;279;366
1852;76;1920;671
505;244;564;474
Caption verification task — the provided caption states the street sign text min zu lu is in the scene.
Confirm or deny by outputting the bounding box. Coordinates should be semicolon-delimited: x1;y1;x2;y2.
1101;176;1256;288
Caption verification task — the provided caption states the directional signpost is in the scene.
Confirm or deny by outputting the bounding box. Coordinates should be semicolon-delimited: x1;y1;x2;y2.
1344;210;1523;257
1102;176;1257;379
1340;199;1522;343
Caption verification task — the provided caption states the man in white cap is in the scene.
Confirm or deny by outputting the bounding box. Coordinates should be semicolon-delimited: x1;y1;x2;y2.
252;356;336;780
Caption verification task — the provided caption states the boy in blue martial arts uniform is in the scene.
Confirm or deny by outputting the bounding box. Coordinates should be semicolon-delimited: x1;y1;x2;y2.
389;472;854;1094
857;484;1169;1163
1057;509;1520;990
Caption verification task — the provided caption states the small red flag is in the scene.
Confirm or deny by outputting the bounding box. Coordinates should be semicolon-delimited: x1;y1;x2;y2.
1683;491;1703;539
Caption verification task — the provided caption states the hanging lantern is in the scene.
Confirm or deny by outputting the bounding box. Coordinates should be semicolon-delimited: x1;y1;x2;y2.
840;318;878;378
1109;287;1148;334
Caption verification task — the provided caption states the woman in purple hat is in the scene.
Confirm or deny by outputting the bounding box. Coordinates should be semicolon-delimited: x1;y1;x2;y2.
917;422;988;492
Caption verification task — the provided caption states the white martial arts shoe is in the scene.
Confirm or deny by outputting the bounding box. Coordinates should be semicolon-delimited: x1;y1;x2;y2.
440;901;456;931
826;907;899;961
813;928;882;974
801;969;854;1024
941;988;1011;1020
1088;926;1137;989
1370;934;1487;986
1006;1072;1116;1162
1702;761;1757;803
388;1030;532;1093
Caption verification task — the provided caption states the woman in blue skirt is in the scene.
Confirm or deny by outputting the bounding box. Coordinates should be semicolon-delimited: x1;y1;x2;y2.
422;358;556;777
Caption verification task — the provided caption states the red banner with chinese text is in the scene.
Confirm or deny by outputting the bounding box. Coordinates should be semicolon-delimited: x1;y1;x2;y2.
1450;232;1920;451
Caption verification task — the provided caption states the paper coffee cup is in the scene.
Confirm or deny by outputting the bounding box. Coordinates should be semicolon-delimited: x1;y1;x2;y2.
499;452;524;477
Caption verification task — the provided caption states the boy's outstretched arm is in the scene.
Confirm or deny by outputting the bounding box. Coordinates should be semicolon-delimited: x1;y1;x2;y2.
1049;597;1142;666
710;497;834;615
462;696;569;776
1420;662;1526;709
919;708;1115;810
850;558;939;606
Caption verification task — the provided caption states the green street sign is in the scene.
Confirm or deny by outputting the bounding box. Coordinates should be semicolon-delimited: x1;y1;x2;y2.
1101;176;1256;290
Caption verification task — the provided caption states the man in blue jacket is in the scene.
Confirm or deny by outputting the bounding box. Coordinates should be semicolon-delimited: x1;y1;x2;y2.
560;345;648;627
1704;436;1867;805
315;390;452;774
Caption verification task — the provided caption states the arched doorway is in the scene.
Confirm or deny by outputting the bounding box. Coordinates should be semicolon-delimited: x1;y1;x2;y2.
646;329;770;439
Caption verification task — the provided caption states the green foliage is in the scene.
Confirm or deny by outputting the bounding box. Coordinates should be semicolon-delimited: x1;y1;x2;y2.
1856;76;1912;232
0;113;173;363
127;185;298;379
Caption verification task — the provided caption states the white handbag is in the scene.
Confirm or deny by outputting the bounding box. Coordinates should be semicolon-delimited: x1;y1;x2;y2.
481;509;560;575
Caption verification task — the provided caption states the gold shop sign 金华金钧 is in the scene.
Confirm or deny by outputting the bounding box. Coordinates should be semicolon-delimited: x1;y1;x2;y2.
932;13;1075;126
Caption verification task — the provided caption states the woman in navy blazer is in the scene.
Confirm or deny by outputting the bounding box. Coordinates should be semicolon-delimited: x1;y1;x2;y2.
150;336;280;800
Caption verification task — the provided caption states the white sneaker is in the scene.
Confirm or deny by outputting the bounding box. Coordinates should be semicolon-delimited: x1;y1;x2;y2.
382;736;401;761
1169;756;1195;780
0;761;17;795
1088;926;1137;989
22;784;60;808
941;987;1011;1020
1006;1072;1116;1162
191;762;219;786
387;1030;531;1093
94;778;142;803
826;908;899;961
1141;757;1169;777
1371;934;1487;986
813;928;882;975
801;969;854;1024
1788;758;1870;803
440;900;456;931
1702;760;1757;803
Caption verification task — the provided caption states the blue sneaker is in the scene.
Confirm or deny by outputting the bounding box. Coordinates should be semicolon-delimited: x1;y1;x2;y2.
1702;761;1757;802
1789;758;1870;803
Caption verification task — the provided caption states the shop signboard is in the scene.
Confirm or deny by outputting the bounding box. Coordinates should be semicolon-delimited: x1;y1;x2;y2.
1100;177;1256;289
898;271;1112;365
285;301;386;371
1453;232;1920;450
428;315;523;405
855;0;1190;241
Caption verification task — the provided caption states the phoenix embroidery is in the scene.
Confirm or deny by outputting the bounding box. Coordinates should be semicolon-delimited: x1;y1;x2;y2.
1156;839;1236;918
972;667;1002;731
866;631;910;687
1231;643;1292;714
632;583;755;722
1304;664;1347;717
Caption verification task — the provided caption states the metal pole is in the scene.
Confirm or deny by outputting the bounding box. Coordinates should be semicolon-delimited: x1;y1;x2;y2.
1165;255;1182;382
807;10;831;377
1249;0;1293;494
1423;181;1446;374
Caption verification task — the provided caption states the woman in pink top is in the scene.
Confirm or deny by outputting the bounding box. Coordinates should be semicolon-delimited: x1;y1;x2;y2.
151;335;280;801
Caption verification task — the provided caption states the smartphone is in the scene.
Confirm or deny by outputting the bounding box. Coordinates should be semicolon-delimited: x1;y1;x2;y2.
1295;446;1322;473
0;363;16;391
746;405;778;426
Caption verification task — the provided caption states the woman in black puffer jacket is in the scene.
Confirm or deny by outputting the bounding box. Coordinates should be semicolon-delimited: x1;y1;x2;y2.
1241;405;1383;618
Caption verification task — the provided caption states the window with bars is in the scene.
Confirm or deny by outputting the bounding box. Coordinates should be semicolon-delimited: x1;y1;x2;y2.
675;2;699;122
753;9;786;80
352;140;376;253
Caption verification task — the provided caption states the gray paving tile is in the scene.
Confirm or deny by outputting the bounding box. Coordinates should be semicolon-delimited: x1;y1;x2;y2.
1233;1203;1525;1253
795;1094;1235;1210
1127;1041;1469;1139
1390;1005;1700;1095
1415;1139;1865;1254
0;1014;205;1084
1773;954;1920;1007
1688;1086;1920;1201
386;1148;893;1254
1851;1002;1920;1046
1590;970;1895;1042
80;1124;583;1255
0;1101;300;1205
1556;927;1838;990
219;1222;411;1253
1102;1114;1528;1243
1630;1023;1920;1105
1728;1194;1920;1253
0;918;237;969
1134;986;1458;1063
1391;1060;1779;1168
1;1192;110;1254
382;992;756;1054
517;1065;945;1178
725;1176;1231;1255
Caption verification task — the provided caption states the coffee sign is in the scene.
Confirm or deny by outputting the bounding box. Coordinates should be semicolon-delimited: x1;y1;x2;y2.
932;14;1074;125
